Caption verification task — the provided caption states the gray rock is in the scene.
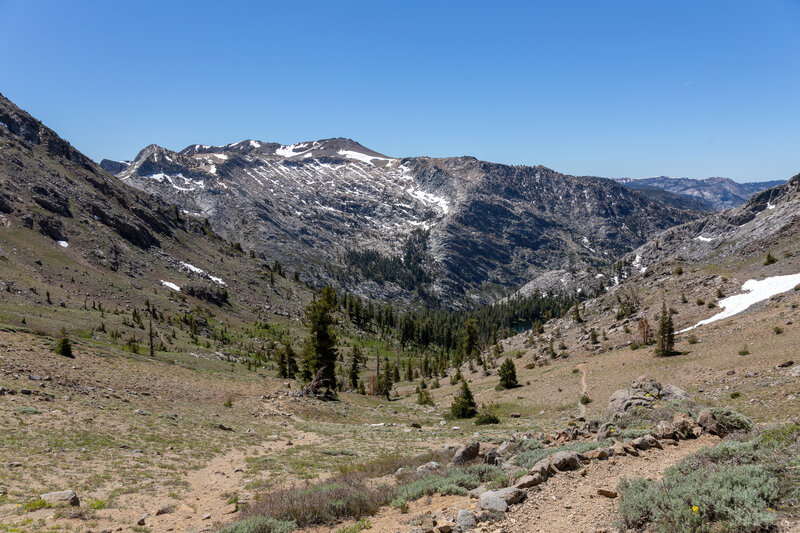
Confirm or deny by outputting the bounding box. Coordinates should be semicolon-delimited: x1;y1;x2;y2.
468;485;488;499
697;410;726;436
514;473;545;489
40;490;79;507
457;509;477;530
673;412;699;439
479;491;508;512
655;420;676;440
416;461;441;475
155;503;172;515
452;442;479;465
496;440;512;455
137;513;149;525
493;487;526;505
483;450;501;466
790;366;800;377
547;451;582;471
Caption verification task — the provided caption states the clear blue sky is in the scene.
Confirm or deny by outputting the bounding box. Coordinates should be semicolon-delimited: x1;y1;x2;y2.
1;1;798;181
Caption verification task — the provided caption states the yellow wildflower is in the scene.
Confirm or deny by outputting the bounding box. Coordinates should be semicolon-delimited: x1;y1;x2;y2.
692;506;699;514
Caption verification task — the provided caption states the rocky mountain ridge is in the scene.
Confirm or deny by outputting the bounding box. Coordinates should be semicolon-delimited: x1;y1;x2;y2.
105;139;702;304
615;176;785;211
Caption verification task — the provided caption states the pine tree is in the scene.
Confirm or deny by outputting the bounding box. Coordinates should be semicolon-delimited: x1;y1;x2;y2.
498;358;519;389
450;380;477;418
54;328;73;358
285;344;298;379
301;287;338;387
655;301;675;357
277;345;288;378
349;350;360;390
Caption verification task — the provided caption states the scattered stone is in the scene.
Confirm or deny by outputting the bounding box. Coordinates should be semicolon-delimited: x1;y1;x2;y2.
215;423;233;431
790;366;800;377
514;472;544;489
457;510;477;530
137;513;149;526
484;450;501;466
40;490;80;507
416;461;441;475
479;491;508;512
452;442;480;464
155;503;172;515
672;412;699;439
597;489;618;499
469;485;488;499
697;410;726;436
202;512;211;520
655;420;676;440
496;441;511;455
436;525;453;533
778;361;795;368
410;422;422;429
547;451;583;471
493;487;526;505
585;448;608;460
509;412;521;418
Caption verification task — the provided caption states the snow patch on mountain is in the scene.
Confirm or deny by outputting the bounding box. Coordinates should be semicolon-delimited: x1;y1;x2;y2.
680;273;800;332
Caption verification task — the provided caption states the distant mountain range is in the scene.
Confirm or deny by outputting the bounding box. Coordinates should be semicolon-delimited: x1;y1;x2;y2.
615;176;785;211
102;139;700;304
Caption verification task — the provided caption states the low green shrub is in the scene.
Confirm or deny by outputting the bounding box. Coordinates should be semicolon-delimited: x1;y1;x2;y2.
391;464;506;507
216;516;297;533
617;464;778;532
335;518;372;533
710;407;754;433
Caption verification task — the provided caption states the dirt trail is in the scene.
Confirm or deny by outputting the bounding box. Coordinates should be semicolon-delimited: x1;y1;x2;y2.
495;435;718;532
304;437;720;533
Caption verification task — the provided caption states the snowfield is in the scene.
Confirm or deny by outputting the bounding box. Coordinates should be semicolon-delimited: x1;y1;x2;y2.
680;273;800;332
160;280;181;292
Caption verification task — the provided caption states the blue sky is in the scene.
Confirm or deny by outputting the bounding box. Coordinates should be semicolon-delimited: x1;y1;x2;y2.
1;1;798;181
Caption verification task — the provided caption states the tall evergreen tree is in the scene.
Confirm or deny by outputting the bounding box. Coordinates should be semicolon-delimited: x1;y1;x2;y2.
498;358;519;389
655;301;675;356
450;380;477;418
301;287;338;387
285;343;298;379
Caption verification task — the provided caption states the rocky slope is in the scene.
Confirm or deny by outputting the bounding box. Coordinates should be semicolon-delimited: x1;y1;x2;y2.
616;176;785;211
105;140;701;304
0;92;310;328
625;173;800;273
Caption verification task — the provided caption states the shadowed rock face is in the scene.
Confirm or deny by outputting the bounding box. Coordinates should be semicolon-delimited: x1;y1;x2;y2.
107;137;702;304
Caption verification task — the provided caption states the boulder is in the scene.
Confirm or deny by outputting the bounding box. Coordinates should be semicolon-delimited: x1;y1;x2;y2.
547;451;583;471
607;376;689;419
457;509;477;530
479;491;508;512
416;461;440;475
452;442;480;465
660;384;689;402
672;412;698;439
496;440;512;455
698;410;726;436
655;420;676;440
514;473;545;489
483;450;501;466
597;422;617;440
40;490;79;507
585;448;609;460
611;441;627;456
493;487;526;505
631;436;652;451
529;460;551;477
